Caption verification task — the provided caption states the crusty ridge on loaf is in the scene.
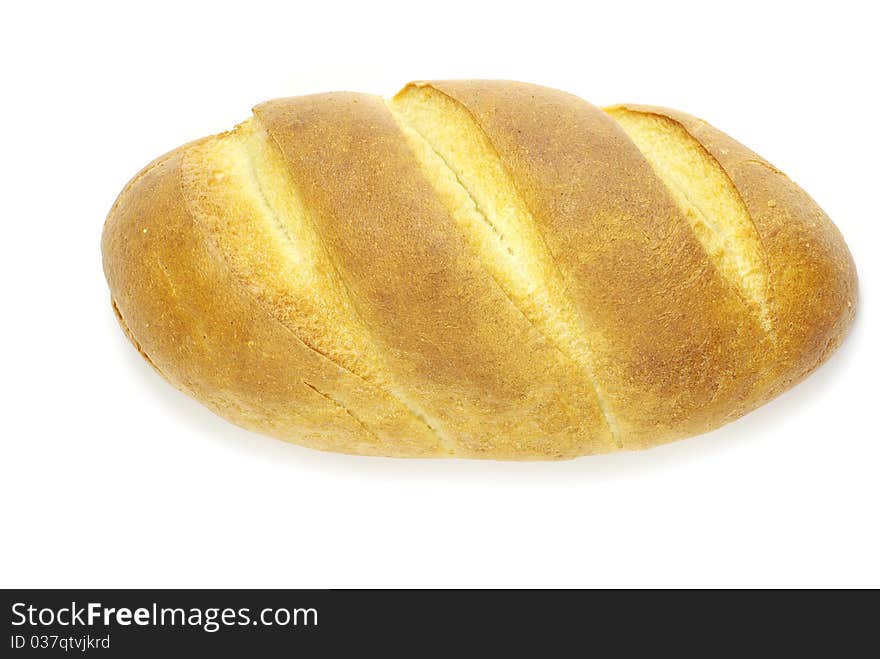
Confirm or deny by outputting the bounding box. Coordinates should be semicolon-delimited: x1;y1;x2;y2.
389;85;620;446
181;118;454;454
101;80;857;459
604;107;773;332
252;92;615;458
610;102;857;397
182;119;386;382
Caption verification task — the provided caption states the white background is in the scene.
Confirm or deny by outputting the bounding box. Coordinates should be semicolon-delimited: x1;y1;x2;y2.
2;0;877;588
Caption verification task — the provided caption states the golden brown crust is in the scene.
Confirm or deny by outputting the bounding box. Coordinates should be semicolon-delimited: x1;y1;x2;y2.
614;105;858;396
254;93;613;458
102;144;444;457
418;81;771;447
101;81;858;459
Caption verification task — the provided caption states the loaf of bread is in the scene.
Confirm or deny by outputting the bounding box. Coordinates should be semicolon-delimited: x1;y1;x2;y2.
102;80;857;459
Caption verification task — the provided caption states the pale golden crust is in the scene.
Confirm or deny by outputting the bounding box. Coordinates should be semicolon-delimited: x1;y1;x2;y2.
101;81;857;459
